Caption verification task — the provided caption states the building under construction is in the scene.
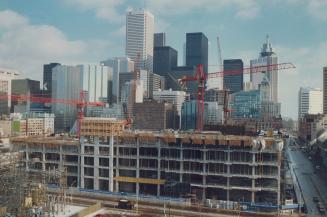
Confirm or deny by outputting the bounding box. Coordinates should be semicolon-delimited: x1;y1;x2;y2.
11;117;283;209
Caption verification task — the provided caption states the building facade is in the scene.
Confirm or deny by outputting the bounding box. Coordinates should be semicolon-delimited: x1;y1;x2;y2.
153;46;178;77
13;127;283;207
323;67;327;114
0;69;19;115
186;32;208;74
101;57;134;104
52;64;112;131
154;33;166;47
223;59;243;94
153;89;188;116
11;79;41;113
133;100;178;130
298;87;323;119
231;90;261;119
126;10;154;73
43;63;61;98
77;64;113;104
153;74;165;91
250;36;278;103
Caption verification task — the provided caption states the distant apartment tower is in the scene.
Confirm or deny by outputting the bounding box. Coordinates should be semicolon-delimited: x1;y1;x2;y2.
11;79;40;113
324;67;327;114
126;10;154;73
154;33;166;47
43;63;60;98
223;59;243;94
250;35;278;102
186;32;208;73
299;87;323;119
101;57;134;104
0;69;19;114
153;46;178;76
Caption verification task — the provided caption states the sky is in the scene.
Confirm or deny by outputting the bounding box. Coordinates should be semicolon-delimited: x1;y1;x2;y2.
0;0;327;119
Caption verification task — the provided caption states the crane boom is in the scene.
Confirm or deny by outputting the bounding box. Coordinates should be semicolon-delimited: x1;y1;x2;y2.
207;62;295;79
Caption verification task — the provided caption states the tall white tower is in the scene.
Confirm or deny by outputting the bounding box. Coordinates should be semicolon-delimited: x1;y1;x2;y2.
126;9;154;73
250;35;278;102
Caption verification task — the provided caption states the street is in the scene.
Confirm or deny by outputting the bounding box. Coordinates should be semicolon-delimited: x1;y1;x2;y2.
286;138;327;217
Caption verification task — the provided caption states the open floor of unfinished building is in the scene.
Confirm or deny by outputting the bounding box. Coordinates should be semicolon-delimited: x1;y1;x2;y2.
10;118;284;212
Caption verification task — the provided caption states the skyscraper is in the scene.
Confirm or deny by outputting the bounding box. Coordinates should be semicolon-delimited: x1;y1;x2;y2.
11;79;41;113
43;63;60;98
0;69;19;114
126;9;154;73
153;46;178;76
52;64;112;131
101;57;134;104
298;87;323;119
154;33;166;47
223;59;243;93
186;32;208;73
250;35;278;102
323;67;327;114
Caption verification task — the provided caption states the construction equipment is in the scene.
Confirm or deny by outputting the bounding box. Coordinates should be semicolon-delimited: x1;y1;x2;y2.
179;64;206;131
179;62;296;131
0;90;105;137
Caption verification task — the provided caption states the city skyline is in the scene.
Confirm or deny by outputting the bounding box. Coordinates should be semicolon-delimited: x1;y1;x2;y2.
1;0;327;119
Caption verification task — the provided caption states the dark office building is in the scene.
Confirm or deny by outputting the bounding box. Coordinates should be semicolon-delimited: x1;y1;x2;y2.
223;59;243;93
153;46;178;77
154;33;166;47
11;79;41;113
168;66;197;98
186;32;208;73
43;63;60;97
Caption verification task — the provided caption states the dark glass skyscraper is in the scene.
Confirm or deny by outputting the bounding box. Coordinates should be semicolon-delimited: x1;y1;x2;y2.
153;46;178;76
186;32;208;73
154;33;166;47
11;79;40;113
223;59;243;93
43;63;60;98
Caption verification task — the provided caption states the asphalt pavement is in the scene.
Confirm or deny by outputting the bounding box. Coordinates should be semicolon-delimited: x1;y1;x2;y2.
286;138;327;217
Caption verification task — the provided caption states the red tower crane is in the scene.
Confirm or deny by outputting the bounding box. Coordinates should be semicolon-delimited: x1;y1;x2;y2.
0;90;105;137
179;62;296;132
179;64;206;131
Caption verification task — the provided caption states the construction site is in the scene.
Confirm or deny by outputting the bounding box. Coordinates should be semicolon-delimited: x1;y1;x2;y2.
0;117;297;217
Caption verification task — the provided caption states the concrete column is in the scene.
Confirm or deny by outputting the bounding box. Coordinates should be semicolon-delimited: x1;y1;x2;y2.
115;141;120;192
251;152;256;203
202;149;207;202
59;144;63;169
180;143;183;182
227;147;230;201
157;141;161;197
80;151;84;189
109;135;114;192
277;153;281;207
94;158;99;191
26;144;29;170
42;144;46;171
136;137;140;196
77;152;81;188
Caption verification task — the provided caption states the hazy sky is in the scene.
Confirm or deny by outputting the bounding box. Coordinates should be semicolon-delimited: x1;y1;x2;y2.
1;0;327;119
